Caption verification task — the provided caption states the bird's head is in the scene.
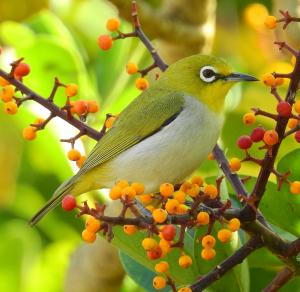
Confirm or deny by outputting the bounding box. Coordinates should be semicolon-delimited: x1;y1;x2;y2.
161;54;257;113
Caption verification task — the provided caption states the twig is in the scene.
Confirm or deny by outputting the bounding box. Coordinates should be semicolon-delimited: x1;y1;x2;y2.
263;267;295;292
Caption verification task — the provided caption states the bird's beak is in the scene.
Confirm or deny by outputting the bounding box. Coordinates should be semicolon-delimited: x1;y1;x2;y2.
223;72;258;82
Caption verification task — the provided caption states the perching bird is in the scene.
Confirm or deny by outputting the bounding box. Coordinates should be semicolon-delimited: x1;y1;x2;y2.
30;54;257;225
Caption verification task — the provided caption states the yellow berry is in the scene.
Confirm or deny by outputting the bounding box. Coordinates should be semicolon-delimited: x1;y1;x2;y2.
67;149;81;161
4;101;18;115
82;229;96;243
160;183;174;197
197;212;210;225
65;83;78;97
0;76;10;87
159;238;171;255
131;182;145;195
106;18;121;32
142;237;158;251
291;56;296;66
243;112;256;125
229;157;241;172
123;225;137;235
178;287;192;292
217;229;232;243
109;185;122;200
152;208;168;223
153;276;166;290
288;118;298;129
264;15;277;29
126;62;138;74
176;204;189;214
201;248;216;260
290;181;300;195
86;217;101;233
135;77;149;90
154;261;169;273
204;184;218;199
173;190;186;203
0;85;15;102
201;235;216;248
116;179;129;189
178;254;192;268
22;126;37;141
121;186;136;200
76;155;86;168
186;183;200;197
146;205;155;213
294;100;300;114
191;175;204;186
262;73;276;87
165;199;180;214
105;116;116;129
228;218;241;232
139;193;152;204
207;152;215;160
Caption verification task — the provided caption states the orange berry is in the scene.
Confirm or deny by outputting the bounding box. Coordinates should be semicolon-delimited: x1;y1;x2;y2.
186;184;200;197
178;254;192;268
228;218;241;232
275;77;284;86
160;183;174;197
191;175;204;186
201;247;216;260
105;116;116;129
243;112;256;125
153;276;166;290
82;229;96;243
201;234;216;248
294;100;300;114
73;100;88;115
86;217;101;233
65;83;78;97
177;204;189;214
98;34;113;50
217;229;232;243
4;101;18;115
154;261;169;273
109;185;122;200
180;181;192;193
178;288;192;292
197;212;210;225
159;238;171;255
173;190;186;203
121;186;136;200
204;184;218;199
0;85;15;102
207;152;215;160
264;15;277;29
139;193;152;204
288;118;298;129
76;155;86;168
126;62;138;74
229;157;241;172
0;76;10;87
67;149;81;161
86;100;99;113
131;182;145;195
142;237;158;251
290;181;300;195
14;62;30;77
116;179;129;189
135;77;149;90
106;18;120;32
123;225;137;235
152;208;168;223
34;117;45;125
263;130;279;146
165;199;180;214
22;126;37;141
261;73;276;87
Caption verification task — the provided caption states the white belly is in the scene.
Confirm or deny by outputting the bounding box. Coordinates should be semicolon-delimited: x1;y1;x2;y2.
99;96;223;192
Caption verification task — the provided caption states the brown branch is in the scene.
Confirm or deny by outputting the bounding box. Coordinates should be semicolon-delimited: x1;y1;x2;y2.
274;41;298;56
263;267;295;292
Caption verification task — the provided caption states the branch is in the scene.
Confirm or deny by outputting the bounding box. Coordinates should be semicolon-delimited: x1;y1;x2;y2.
190;236;263;291
263;267;295;292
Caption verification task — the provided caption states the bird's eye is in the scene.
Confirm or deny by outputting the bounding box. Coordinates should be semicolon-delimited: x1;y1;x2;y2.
199;66;217;83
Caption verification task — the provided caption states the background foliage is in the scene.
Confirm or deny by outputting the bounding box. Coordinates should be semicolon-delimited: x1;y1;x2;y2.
1;0;299;291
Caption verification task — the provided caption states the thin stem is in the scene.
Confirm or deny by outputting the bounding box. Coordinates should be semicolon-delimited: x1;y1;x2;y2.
263;267;295;292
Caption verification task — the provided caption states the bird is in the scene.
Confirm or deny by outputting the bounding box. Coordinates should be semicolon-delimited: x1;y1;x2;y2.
30;54;257;225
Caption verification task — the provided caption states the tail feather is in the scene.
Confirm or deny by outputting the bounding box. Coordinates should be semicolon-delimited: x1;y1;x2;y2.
29;179;74;226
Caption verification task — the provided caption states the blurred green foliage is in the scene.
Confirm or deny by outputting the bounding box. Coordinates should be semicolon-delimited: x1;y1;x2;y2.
1;0;300;291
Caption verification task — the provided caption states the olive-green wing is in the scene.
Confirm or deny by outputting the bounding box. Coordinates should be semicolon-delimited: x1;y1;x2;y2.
77;90;185;176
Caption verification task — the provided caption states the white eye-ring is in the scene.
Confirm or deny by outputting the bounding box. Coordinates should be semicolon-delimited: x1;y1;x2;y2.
199;66;218;83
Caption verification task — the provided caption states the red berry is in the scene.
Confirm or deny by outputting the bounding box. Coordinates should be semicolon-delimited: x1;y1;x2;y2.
61;195;76;211
295;131;300;143
237;135;252;149
161;225;176;241
14;62;30;77
250;127;265;142
277;101;292;117
147;246;163;260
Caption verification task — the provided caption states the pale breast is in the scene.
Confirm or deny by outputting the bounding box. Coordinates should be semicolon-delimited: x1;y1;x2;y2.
97;95;224;192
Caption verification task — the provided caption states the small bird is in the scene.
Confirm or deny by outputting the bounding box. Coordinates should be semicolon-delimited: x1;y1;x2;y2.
30;54;257;225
